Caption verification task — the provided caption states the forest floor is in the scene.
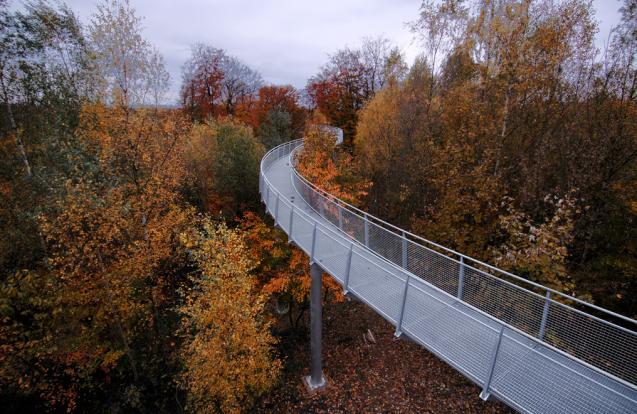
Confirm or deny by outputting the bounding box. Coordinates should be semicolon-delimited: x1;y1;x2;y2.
256;296;513;413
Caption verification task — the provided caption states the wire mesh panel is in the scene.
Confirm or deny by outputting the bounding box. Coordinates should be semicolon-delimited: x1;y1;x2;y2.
319;195;341;229
489;332;637;414
277;199;292;233
461;266;547;337
347;251;404;324
402;277;500;383
339;207;365;244
265;189;273;215
289;206;314;256
544;300;637;384
367;221;403;267
406;241;460;296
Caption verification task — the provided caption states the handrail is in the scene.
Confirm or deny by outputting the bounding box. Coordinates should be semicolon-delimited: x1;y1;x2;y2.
292;164;637;343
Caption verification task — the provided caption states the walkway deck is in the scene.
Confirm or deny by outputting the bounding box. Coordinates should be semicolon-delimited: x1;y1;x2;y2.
260;141;637;414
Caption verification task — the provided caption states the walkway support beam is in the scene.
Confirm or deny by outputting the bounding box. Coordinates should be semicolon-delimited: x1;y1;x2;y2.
343;243;353;295
306;262;327;391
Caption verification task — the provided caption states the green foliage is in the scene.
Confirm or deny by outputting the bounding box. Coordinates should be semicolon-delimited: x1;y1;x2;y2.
1;2;277;412
257;108;293;149
214;120;265;209
0;270;69;411
2;0;636;412
0;0;97;273
184;118;265;216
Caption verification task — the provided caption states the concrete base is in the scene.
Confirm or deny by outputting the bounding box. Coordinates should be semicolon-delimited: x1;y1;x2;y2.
302;374;327;395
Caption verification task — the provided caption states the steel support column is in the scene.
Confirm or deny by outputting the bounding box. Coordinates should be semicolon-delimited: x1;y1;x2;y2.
304;262;327;391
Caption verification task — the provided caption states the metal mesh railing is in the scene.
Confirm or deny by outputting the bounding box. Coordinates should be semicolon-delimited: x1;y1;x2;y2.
259;138;637;413
285;141;637;386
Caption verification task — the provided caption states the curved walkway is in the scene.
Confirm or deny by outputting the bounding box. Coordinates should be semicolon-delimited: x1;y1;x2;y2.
259;138;637;414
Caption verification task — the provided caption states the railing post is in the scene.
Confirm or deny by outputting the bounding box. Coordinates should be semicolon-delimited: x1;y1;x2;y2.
538;291;551;340
457;256;465;300
303;262;327;391
343;243;353;295
394;274;411;338
310;221;318;264
274;192;280;226
338;204;343;230
266;186;270;213
364;213;370;247
402;231;408;269
288;204;295;243
480;325;505;400
319;195;325;217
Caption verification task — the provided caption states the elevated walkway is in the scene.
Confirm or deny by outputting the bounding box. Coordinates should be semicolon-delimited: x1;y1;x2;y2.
259;138;637;414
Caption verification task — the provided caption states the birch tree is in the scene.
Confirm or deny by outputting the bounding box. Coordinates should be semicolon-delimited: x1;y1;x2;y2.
90;0;169;107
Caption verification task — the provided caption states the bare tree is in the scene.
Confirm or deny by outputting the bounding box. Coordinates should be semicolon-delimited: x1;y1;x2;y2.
361;36;394;94
180;44;262;118
218;53;263;115
90;0;169;108
146;47;170;107
409;0;468;79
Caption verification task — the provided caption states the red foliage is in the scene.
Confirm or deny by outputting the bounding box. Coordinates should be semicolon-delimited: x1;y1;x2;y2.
307;68;367;147
237;85;306;137
181;53;224;120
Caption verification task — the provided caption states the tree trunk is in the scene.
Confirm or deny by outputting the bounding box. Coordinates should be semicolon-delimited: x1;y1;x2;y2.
98;253;140;383
494;81;512;176
1;72;32;178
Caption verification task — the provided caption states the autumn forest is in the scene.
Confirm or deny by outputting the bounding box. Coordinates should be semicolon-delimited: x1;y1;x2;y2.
1;0;636;412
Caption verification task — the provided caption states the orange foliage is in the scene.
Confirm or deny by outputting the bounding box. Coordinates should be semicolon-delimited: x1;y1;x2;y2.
295;114;369;205
11;103;195;410
240;212;343;323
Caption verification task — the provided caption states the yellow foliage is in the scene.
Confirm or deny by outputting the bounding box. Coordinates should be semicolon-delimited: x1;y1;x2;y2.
490;194;577;293
179;220;281;414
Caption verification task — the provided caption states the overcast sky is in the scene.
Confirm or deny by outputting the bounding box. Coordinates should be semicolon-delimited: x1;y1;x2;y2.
10;0;626;104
